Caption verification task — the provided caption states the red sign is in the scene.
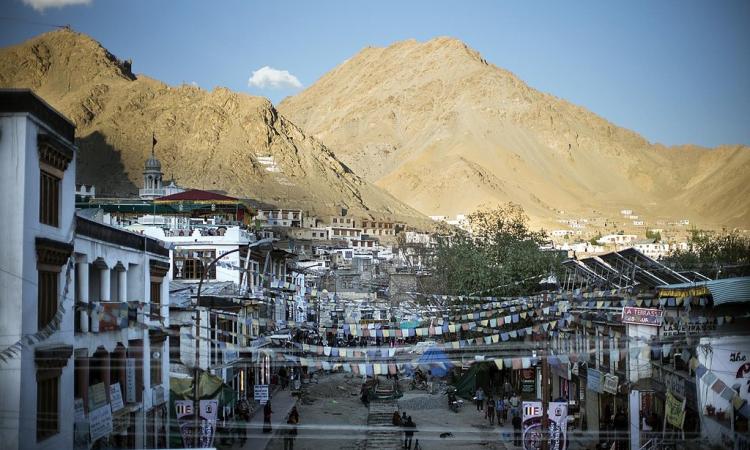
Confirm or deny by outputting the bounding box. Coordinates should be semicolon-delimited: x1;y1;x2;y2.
621;307;663;327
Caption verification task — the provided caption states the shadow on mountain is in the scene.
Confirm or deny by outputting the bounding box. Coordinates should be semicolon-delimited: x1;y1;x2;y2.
76;131;138;196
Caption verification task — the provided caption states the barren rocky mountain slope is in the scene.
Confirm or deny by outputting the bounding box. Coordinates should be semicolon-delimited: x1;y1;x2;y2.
0;29;428;224
279;37;750;228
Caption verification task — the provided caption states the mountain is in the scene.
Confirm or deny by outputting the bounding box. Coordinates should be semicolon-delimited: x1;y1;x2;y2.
279;37;750;229
0;29;428;225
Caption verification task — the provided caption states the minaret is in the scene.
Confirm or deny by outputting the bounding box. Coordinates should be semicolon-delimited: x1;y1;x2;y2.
140;133;163;199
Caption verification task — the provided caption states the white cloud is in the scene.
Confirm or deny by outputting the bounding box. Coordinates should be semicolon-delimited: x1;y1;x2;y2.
23;0;91;12
247;66;302;90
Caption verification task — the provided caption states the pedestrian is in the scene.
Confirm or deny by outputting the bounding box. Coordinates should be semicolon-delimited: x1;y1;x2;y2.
496;397;506;425
392;410;403;426
475;386;485;411
404;416;416;449
284;406;299;450
263;401;273;433
486;395;496;425
509;392;520;418
512;413;522;447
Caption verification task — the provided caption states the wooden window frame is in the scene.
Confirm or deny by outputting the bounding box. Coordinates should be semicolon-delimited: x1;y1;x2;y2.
39;167;61;228
36;371;60;441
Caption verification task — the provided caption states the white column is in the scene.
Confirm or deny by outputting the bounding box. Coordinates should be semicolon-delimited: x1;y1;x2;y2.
100;266;110;302
91;264;109;333
118;266;127;302
77;261;89;333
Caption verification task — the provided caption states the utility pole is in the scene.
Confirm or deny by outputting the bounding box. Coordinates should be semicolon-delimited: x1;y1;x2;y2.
541;351;550;450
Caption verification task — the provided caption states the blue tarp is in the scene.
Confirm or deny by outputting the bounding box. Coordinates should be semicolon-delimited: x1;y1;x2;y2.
415;346;454;377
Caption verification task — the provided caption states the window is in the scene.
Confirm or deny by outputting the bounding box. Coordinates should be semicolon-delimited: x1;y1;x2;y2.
37;374;59;441
39;170;60;227
38;270;58;330
150;281;161;320
173;249;216;280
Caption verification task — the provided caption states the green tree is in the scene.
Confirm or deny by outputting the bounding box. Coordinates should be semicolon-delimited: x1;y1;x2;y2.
645;229;662;242
429;203;564;296
662;228;750;278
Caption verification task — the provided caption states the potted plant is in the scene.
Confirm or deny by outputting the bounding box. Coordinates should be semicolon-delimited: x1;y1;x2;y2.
706;404;715;416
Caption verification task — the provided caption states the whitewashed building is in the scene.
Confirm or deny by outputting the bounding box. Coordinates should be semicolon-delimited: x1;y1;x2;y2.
0;90;78;450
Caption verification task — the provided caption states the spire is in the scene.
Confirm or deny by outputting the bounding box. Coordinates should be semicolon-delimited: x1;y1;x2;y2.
151;132;157;158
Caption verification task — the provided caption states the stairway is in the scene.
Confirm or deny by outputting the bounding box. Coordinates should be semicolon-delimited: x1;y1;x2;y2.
365;399;403;450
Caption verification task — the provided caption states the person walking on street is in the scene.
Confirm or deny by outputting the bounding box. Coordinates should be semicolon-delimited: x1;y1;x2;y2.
263;401;273;433
486;395;496;425
475;386;485;411
512;413;522;447
284;406;299;450
496;397;506;426
404;416;416;449
509;392;520;418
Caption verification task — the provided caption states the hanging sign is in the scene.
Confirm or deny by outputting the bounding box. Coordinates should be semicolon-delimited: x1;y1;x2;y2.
175;400;196;448
621;307;663;327
587;369;603;394
254;384;270;404
665;391;686;430
109;383;124;412
548;401;568;450
88;382;108;411
126;358;136;403
199;399;219;448
89;404;113;442
603;374;619;395
522;401;543;450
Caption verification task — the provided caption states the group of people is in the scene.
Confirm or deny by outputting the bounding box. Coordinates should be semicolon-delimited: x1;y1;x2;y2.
392;410;418;449
263;401;301;450
475;386;524;446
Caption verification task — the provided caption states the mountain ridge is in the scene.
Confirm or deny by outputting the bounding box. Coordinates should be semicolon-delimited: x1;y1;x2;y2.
0;29;430;225
279;36;750;228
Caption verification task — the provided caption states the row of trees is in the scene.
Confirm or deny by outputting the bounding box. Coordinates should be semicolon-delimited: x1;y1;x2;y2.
662;229;750;278
428;203;564;297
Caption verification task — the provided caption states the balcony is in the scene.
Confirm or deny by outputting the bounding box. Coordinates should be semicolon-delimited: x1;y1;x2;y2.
139;188;166;198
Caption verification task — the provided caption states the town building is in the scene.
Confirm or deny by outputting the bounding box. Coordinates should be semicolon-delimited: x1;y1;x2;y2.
0;89;78;450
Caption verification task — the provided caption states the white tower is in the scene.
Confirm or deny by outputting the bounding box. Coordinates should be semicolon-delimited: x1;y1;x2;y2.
139;134;164;199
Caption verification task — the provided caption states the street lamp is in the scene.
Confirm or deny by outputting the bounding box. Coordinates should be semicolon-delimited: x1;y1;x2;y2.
191;237;274;446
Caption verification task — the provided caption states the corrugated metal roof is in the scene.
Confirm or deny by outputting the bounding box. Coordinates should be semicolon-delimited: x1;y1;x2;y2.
657;276;750;306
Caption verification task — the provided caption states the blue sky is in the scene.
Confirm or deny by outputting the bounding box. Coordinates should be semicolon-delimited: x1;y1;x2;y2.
1;0;748;147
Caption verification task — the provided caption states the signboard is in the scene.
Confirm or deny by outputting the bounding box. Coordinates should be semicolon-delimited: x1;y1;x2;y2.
88;382;108;411
74;398;86;421
587;369;603;394
254;384;270;404
175;399;219;448
665;391;686;430
522;401;543;450
175;400;195;447
548;401;568;450
152;385;166;406
603;374;619;395
621;307;663;327
89;404;113;442
199;399;219;448
125;358;136;403
109;383;124;412
521;368;536;393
